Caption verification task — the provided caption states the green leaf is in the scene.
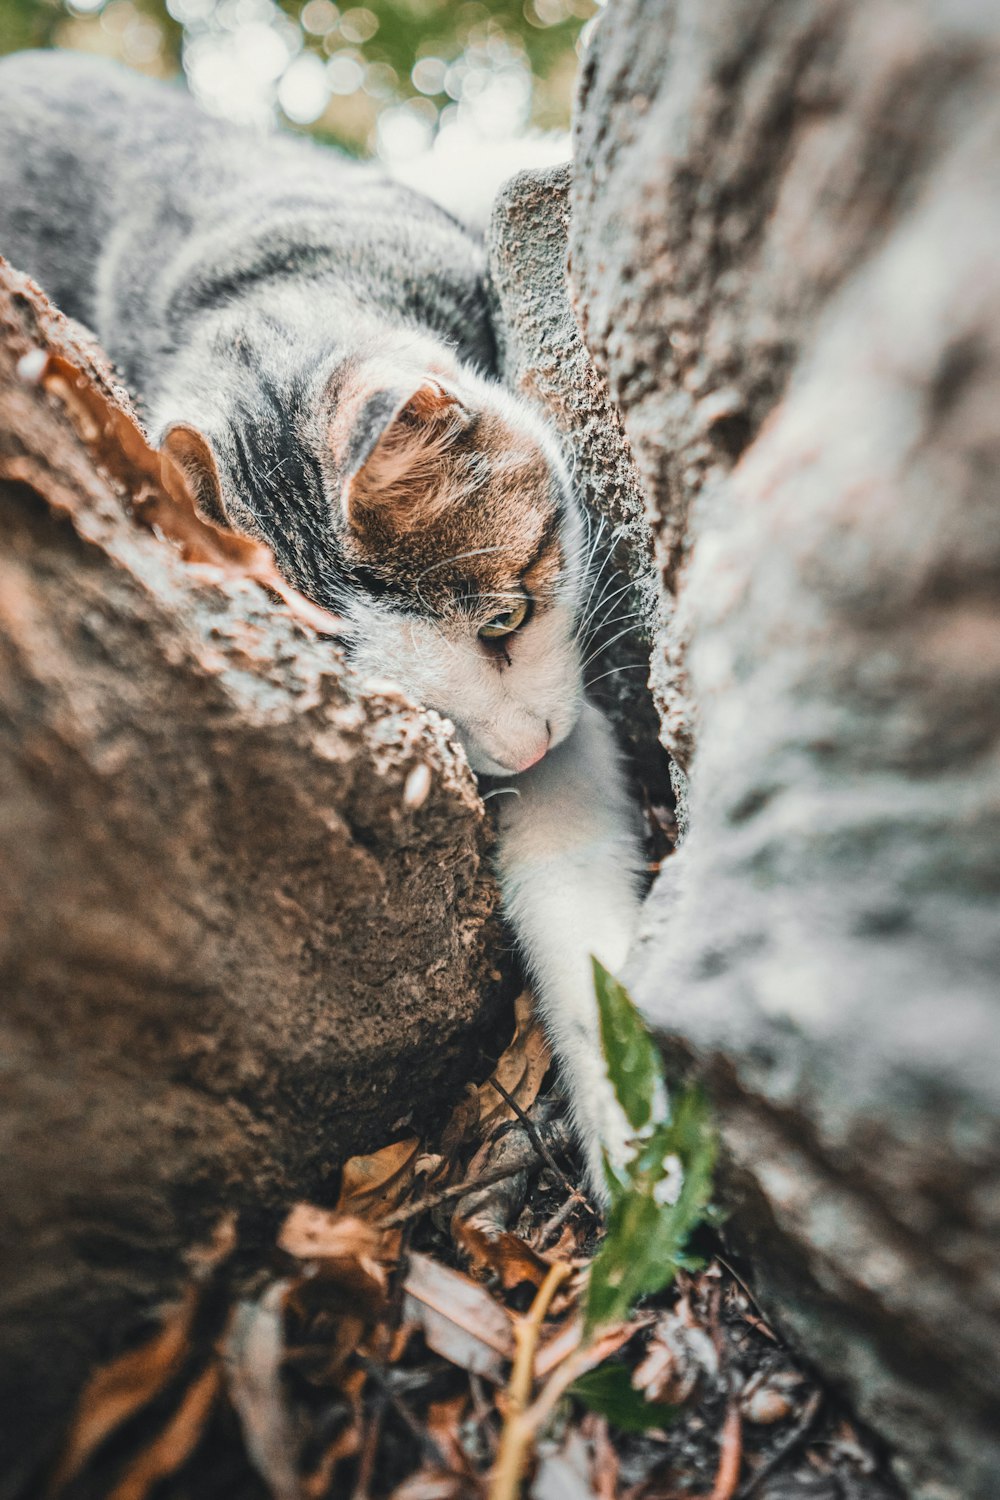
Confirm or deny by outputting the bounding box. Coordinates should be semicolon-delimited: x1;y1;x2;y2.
571;1364;676;1432
591;957;663;1133
584;961;718;1334
585;1188;667;1330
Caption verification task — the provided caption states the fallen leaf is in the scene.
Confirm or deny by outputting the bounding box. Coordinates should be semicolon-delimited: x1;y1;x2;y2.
45;1214;237;1496
223;1283;301;1500
475;991;551;1137
278;1206;392;1306
633;1301;719;1406
440;991;550;1159
336;1136;421;1219
46;1287;199;1495
534;1316;584;1382
106;1362;221;1500
454;1221;553;1292
707;1399;742;1500
402;1252;514;1383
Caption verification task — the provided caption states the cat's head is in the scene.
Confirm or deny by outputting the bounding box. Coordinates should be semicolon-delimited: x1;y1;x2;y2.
164;341;586;776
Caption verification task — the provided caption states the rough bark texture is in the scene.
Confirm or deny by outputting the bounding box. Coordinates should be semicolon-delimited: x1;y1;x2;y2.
0;264;506;1493
489;3;1000;1495
488;166;676;825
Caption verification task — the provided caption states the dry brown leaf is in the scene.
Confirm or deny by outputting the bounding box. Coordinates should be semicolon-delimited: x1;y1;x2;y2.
633;1302;719;1406
440;993;550;1159
336;1136;422;1219
38;351;342;635
45;1214;236;1496
279;1206;393;1306
533;1316;584;1383
439;1084;482;1158
475;991;550;1137
105;1362;221;1500
454;1221;553;1292
46;1286;199;1496
402;1252;514;1384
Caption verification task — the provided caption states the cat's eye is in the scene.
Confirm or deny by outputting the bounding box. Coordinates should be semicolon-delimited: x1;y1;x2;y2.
479;597;531;639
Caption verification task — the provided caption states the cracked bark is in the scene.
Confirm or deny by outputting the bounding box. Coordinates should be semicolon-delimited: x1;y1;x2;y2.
0;262;507;1492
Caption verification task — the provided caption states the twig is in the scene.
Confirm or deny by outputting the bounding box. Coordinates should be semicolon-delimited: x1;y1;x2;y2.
359;1361;448;1472
735;1389;821;1498
350;1386;386;1500
536;1192;578;1248
379;1161;535;1228
512;1321;638;1446
487;1077;596;1219
487;1261;572;1500
715;1255;775;1337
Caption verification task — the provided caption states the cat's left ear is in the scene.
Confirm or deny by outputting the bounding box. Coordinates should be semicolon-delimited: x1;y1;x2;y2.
161;424;227;526
331;378;470;532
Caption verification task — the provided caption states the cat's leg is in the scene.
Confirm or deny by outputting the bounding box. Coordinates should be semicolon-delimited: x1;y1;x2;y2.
492;699;645;1200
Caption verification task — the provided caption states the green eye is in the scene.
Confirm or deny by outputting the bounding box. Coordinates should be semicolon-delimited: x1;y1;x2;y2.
479;597;531;639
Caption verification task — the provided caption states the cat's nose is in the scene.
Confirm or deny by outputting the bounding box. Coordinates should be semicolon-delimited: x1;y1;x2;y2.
510;724;551;773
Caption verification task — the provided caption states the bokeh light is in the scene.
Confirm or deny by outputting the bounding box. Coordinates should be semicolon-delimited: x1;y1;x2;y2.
0;0;599;169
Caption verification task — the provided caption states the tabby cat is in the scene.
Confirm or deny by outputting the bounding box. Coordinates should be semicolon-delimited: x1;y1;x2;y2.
0;50;644;1194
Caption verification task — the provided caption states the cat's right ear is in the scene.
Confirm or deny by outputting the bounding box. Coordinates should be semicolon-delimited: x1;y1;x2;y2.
161;424;227;526
329;377;469;533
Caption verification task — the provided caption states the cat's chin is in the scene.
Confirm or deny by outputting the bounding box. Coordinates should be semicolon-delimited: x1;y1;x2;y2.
469;752;530;778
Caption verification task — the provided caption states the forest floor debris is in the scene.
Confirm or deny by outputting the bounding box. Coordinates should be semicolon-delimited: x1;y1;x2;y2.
38;989;901;1500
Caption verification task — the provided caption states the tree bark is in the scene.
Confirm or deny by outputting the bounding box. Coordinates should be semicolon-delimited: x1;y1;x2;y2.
0;263;506;1491
489;4;1000;1495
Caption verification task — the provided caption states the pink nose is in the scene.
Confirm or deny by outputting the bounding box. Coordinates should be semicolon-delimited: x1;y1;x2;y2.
513;746;547;772
510;728;551;773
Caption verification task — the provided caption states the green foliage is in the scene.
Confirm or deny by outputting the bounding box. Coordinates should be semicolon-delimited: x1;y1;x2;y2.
570;1364;676;1432
592;953;663;1134
0;0;594;148
585;959;717;1334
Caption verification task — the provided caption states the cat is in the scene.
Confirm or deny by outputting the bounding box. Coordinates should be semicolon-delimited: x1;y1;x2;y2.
0;50;645;1197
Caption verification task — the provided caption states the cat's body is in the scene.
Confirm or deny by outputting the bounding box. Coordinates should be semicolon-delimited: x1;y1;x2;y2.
0;50;644;1193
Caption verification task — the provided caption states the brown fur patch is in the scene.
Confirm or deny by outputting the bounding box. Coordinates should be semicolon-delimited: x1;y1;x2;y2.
343;404;564;621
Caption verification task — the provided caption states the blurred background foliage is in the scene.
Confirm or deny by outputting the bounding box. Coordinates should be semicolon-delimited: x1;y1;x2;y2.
0;0;596;161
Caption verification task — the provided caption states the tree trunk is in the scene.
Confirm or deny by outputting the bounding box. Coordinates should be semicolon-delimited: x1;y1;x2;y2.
0;263;506;1493
489;4;1000;1495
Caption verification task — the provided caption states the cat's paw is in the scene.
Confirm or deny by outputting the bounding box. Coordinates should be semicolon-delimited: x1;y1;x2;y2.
573;1079;635;1208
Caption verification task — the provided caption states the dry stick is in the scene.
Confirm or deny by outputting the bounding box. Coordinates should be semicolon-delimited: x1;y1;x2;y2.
735;1389;821;1499
536;1191;578;1249
715;1254;775;1336
351;1386;386;1500
359;1360;449;1473
379;1161;532;1228
489;1317;638;1498
487;1077;597;1220
487;1261;573;1500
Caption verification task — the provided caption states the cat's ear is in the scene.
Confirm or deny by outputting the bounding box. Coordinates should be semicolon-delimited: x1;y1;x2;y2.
161;424;227;525
333;378;469;533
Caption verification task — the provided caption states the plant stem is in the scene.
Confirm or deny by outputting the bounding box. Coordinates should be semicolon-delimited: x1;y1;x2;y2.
487;1261;572;1500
